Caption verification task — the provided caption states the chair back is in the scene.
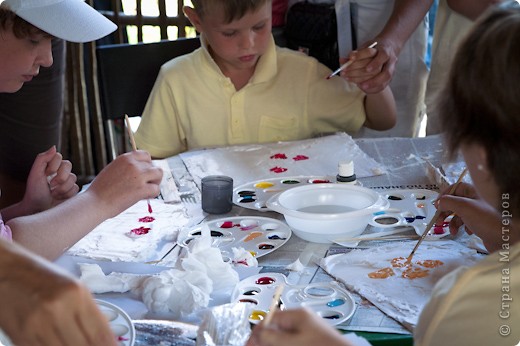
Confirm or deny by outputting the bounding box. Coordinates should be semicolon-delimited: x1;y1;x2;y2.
96;37;201;121
96;37;200;160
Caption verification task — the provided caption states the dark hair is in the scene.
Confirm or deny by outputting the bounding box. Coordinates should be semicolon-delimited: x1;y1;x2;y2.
0;7;47;38
439;4;520;213
190;0;271;23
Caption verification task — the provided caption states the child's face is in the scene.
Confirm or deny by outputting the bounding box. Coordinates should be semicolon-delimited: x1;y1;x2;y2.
192;2;272;74
0;25;53;93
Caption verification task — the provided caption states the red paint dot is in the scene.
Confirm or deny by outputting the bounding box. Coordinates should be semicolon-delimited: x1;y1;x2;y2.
293;155;309;161
433;226;445;234
131;226;151;235
138;216;155;223
270;166;288;173
220;221;238;228
270;153;287;159
256;277;275;285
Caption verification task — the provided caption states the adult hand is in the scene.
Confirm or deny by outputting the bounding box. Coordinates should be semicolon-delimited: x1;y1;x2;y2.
87;150;163;218
247;308;352;346
23;146;79;212
0;241;117;346
340;39;399;94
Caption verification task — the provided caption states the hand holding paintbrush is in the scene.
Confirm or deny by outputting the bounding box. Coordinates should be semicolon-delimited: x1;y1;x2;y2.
406;168;469;264
327;42;378;79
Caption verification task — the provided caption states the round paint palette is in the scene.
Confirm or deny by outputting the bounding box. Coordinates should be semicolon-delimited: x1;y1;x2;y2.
368;189;450;239
234;176;361;211
96;299;135;346
178;216;292;259
231;273;356;325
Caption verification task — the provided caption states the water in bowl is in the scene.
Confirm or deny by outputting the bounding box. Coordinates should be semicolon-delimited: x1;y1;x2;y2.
297;205;357;214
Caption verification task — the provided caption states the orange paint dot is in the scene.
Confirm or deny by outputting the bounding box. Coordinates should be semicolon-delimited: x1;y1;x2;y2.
416;259;444;268
244;232;263;242
402;266;430;279
391;257;408;268
368;267;395;279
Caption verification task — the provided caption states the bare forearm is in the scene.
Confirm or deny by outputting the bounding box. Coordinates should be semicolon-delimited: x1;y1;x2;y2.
8;191;112;260
447;0;500;21
377;0;433;53
363;87;397;131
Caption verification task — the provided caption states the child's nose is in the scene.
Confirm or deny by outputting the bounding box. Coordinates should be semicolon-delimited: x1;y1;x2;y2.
37;40;54;68
239;32;254;49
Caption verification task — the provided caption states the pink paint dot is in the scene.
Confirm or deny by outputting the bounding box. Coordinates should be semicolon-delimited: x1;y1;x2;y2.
270;153;287;159
131;226;151;235
270;166;288;173
138;216;155;223
293;154;309;161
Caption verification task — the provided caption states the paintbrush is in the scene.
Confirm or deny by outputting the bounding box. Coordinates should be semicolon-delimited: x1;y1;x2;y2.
405;167;468;264
326;42;378;79
124;114;153;214
263;283;285;326
335;234;420;243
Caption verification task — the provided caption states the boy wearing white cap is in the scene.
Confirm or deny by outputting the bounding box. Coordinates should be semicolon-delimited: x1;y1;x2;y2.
0;1;162;345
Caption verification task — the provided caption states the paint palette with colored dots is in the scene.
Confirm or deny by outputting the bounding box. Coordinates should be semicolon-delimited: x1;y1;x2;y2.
231;273;356;325
96;299;135;346
368;189;450;239
177;216;292;259
233;175;354;211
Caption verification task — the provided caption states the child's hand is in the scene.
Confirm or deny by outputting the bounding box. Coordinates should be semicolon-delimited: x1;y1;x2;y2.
86;150;163;218
23;146;79;212
340;40;397;94
435;182;505;252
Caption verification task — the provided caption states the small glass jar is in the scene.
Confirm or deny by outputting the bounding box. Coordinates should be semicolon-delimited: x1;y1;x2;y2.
201;175;234;214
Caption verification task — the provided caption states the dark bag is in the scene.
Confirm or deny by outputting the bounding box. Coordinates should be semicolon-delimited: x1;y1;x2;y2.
284;1;339;70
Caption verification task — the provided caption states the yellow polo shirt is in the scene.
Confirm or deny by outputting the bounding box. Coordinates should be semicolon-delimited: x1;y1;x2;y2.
134;36;366;158
415;242;520;345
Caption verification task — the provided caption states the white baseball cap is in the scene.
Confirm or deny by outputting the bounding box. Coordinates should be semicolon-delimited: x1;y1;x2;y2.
1;0;117;42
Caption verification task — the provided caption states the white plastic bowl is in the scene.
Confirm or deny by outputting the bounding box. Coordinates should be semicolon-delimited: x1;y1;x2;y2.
266;184;388;243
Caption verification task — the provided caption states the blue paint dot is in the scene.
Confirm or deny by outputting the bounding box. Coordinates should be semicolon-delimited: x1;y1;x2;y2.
415;215;426;219
405;217;415;223
373;211;386;216
327;298;345;307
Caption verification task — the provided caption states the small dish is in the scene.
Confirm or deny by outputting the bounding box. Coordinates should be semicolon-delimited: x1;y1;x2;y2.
233;176;337;211
368;189;450;239
95;299;135;346
231;273;356;325
177;216;292;259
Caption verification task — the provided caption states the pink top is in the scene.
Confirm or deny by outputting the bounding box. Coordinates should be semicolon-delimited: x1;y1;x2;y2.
0;213;12;242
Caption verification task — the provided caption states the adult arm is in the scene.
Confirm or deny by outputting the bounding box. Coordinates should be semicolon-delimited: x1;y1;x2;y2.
342;0;433;93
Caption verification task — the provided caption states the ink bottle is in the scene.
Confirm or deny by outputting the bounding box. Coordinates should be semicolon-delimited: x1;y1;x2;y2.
336;160;357;184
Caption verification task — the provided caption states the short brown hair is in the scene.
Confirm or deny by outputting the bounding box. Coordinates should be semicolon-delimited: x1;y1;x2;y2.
190;0;271;23
0;6;47;38
439;4;520;212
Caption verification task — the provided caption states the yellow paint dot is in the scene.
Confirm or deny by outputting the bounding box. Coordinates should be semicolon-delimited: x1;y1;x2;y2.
254;182;274;188
250;310;266;321
249;251;257;257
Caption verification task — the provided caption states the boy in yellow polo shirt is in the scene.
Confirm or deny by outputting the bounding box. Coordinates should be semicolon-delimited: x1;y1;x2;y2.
135;0;396;158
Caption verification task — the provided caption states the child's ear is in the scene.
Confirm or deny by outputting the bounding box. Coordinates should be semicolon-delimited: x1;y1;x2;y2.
183;6;203;32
